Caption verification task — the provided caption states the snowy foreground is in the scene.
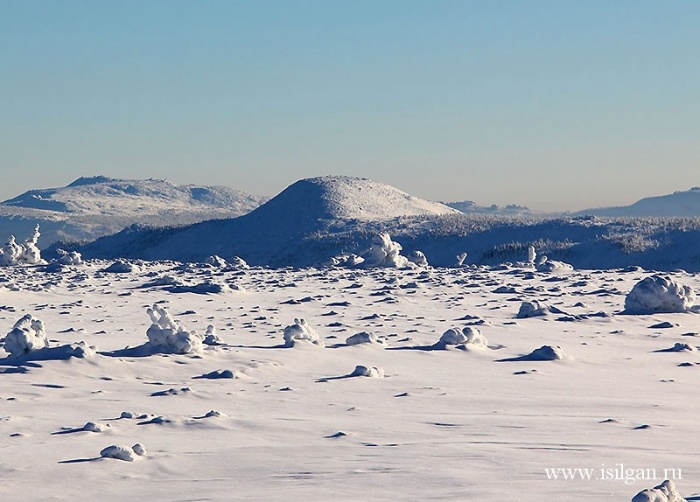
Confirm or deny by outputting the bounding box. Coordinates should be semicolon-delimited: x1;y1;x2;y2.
2;261;700;501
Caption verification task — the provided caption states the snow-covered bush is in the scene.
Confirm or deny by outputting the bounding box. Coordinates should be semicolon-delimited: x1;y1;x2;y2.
625;275;696;314
632;479;686;502
146;304;204;354
436;326;488;349
3;314;48;357
283;318;324;347
0;226;44;266
361;233;409;268
55;249;83;265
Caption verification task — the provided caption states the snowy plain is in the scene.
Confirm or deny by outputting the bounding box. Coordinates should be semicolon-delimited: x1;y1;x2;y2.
2;258;700;501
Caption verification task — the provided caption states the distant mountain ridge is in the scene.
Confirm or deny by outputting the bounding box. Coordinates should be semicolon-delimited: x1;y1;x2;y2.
578;187;700;217
0;176;266;246
72;176;700;272
3;176;265;216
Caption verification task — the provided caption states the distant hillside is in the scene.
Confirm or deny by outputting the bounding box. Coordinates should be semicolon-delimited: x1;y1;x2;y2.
445;200;531;215
578;187;700;217
0;176;266;246
75;176;458;264
72;176;700;272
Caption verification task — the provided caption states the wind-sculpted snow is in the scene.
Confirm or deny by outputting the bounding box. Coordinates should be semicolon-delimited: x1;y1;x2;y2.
624;275;696;314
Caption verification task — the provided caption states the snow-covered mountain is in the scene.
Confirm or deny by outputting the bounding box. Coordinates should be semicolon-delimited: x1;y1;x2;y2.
0;176;266;246
578;187;700;217
70;176;700;272
75;176;459;265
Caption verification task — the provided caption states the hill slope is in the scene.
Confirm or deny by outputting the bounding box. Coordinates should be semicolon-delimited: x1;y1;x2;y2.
0;176;266;246
578;187;700;217
76;176;459;264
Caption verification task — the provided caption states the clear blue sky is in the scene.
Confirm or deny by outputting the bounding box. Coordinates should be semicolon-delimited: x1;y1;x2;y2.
2;0;698;211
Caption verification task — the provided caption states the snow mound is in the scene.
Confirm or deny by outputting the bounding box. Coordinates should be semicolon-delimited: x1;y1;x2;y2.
516;301;550;318
102;260;137;274
100;443;147;462
632;479;686;502
361;233;409;268
0;225;43;266
55;249;83;265
625;275;696;314
500;345;569;362
228;256;249;269
536;256;574;273
407;250;429;267
3;314;48;356
146;304;204;354
346;332;384;346
204;255;227;267
435;327;488;350
350;365;385;378
283;318;324;347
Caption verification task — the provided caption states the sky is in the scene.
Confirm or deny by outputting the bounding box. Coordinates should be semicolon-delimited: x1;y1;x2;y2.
1;0;699;212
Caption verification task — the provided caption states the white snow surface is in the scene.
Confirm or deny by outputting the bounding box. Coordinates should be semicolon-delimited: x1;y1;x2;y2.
1;260;700;500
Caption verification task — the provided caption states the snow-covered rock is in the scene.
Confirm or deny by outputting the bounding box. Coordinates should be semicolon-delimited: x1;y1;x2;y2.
55;249;83;265
146;304;204;354
346;332;384;346
3;314;48;356
204;255;227;267
407;250;429;267
536;256;574;273
632;479;686;502
102;260;137;274
516;301;550;318
625;275;696;314
100;443;147;462
350;365;384;378
203;325;223;346
283;318;324;347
